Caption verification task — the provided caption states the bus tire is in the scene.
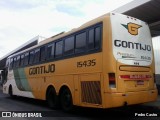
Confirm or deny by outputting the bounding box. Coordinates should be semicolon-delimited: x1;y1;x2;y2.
60;87;73;112
46;87;59;109
9;85;14;98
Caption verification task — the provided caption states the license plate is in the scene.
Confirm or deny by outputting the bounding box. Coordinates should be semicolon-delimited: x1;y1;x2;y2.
137;80;144;85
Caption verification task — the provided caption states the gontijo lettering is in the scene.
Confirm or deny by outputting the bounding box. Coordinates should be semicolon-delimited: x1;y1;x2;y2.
29;64;55;75
114;39;151;51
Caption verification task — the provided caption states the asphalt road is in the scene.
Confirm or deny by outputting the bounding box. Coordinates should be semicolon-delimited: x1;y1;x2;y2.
0;89;159;120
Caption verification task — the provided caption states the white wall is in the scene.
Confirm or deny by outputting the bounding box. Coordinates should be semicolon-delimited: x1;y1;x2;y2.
152;36;160;74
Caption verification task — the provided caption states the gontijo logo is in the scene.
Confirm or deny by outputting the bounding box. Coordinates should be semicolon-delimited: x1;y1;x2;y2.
121;22;142;35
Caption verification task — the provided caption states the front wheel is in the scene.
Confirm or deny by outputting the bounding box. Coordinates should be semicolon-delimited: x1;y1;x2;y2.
60;88;73;112
9;85;14;98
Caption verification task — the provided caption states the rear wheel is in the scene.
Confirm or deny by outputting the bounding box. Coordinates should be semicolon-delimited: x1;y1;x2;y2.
46;87;59;109
60;88;73;112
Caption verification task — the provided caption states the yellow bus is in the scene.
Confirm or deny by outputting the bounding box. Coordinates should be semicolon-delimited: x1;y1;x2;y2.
3;13;157;111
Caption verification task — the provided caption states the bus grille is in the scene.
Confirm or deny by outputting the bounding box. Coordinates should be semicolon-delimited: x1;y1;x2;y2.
81;81;102;104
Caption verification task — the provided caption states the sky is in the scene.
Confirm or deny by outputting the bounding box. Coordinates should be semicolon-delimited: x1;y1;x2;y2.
0;0;133;58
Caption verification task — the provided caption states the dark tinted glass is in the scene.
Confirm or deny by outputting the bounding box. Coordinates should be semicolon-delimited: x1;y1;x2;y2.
95;27;101;48
9;58;13;70
13;57;17;68
40;46;46;61
64;36;74;55
29;51;34;64
16;56;20;67
34;49;40;63
55;41;63;58
88;29;94;50
47;43;55;59
20;54;24;66
75;32;86;53
24;52;29;65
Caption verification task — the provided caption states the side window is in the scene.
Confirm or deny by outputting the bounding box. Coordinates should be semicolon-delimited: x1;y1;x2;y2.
75;32;86;53
24;52;29;66
20;54;24;66
5;59;9;68
64;36;74;55
88;29;94;50
16;56;20;67
55;40;63;58
29;51;34;64
88;26;101;50
9;58;13;70
95;26;101;48
47;43;55;60
34;48;40;63
13;57;17;68
40;46;46;61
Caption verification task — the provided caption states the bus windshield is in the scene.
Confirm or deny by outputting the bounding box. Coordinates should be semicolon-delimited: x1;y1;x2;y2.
111;13;152;66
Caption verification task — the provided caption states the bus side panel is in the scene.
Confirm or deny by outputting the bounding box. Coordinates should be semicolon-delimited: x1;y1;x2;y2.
3;69;35;98
73;75;80;105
